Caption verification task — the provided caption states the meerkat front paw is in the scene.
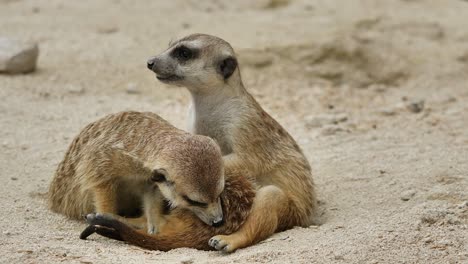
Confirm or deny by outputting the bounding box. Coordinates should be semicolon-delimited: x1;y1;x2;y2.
85;212;115;224
147;224;157;235
147;216;166;235
208;235;237;253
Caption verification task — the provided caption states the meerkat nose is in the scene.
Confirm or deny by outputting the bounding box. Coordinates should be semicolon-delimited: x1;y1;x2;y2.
147;60;154;70
212;217;224;227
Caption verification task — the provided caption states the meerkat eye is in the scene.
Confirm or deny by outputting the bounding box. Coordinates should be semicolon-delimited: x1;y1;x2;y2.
151;169;167;182
173;46;193;61
183;195;208;207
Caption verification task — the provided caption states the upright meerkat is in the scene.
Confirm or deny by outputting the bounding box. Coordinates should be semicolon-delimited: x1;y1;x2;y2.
145;34;317;252
48;111;226;233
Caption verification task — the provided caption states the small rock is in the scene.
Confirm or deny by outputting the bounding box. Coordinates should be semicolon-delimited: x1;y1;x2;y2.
378;108;397;116
406;100;425;113
181;22;191;29
446;215;461;225
457;201;468;209
126;83;140;94
38;91;50;98
97;26;119;34
457;52;468;62
421;210;447;224
0;37;39;74
10;177;17;181
180;257;194;264
306;113;348;128
369;84;387;93
320;125;346;136
67;85;85;95
423;237;433;244
437;239;452;246
400;190;416;201
263;0;291;9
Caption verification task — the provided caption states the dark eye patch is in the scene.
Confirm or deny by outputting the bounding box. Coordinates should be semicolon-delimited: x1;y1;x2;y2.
151;169;166;182
183;195;208;207
171;45;198;61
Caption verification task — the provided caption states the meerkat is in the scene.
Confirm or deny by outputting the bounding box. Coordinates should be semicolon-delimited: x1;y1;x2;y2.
80;168;255;251
147;33;318;252
48;111;226;234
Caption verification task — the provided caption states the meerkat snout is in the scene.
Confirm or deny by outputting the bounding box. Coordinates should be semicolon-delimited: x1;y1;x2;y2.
212;216;224;227
147;58;155;70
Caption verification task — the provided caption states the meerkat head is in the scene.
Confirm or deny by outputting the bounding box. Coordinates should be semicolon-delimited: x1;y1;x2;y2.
148;135;225;227
147;33;240;93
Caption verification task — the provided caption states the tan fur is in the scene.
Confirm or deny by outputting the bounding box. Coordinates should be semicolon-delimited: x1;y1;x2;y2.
146;34;318;252
48;111;225;233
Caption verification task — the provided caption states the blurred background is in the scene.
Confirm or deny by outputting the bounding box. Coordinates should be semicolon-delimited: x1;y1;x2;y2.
0;1;467;263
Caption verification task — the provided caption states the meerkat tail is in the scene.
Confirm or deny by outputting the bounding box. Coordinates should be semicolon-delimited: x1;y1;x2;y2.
81;213;213;251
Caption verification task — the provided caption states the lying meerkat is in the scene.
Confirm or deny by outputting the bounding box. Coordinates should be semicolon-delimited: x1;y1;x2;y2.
89;34;316;252
48;111;226;234
80;169;255;251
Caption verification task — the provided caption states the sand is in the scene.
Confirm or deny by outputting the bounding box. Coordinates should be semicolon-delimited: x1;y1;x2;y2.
0;0;467;263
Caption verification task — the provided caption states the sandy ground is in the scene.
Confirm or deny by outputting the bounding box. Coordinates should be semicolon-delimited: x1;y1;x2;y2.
1;0;467;263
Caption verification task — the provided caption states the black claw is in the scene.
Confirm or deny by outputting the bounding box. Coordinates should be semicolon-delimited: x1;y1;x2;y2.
209;238;218;248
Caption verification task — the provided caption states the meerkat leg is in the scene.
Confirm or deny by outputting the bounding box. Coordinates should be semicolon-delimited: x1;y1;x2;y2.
92;184;144;229
209;185;289;253
143;190;166;234
93;184;118;214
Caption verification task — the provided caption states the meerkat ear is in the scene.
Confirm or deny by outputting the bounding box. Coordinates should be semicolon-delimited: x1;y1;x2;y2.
219;56;237;79
151;169;167;182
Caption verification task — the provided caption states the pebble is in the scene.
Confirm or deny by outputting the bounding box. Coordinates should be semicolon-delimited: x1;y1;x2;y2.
406;100;425;113
180;257;194;264
306;113;348;128
458;201;468;209
437;239;452;246
67;85;85;95
378;108;397;116
0;37;39;74
97;26;119;34
126;83;140;94
400;189;416;201
423;237;433;244
320;125;346;136
420;210;447;224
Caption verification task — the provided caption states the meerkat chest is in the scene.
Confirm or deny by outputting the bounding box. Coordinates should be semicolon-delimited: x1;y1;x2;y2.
188;102;235;155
